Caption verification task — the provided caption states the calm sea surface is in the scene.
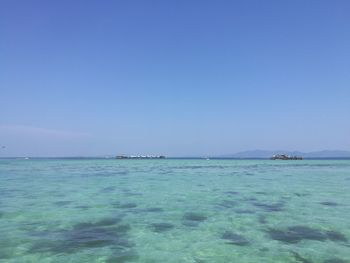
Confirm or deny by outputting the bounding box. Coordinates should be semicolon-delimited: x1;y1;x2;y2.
0;159;349;263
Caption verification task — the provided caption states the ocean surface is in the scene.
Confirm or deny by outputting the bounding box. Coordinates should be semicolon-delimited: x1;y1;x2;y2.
0;158;349;263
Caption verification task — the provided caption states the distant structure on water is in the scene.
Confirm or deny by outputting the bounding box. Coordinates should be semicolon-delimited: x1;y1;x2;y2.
270;154;303;160
116;155;166;159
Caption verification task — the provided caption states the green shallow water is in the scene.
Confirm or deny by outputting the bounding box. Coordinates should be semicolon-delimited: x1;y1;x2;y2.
0;159;350;263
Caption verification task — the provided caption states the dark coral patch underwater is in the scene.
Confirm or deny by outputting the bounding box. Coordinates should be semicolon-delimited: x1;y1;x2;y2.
325;230;348;242
258;215;268;224
268;226;326;243
291;251;313;263
268;226;348;244
150;223;175;233
28;217;133;255
106;250;139;263
183;212;207;222
252;201;284;212
320;201;339;206
221;231;250;246
182;212;208;227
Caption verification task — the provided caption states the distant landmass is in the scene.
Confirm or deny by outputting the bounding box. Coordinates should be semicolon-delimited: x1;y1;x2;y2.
219;150;350;158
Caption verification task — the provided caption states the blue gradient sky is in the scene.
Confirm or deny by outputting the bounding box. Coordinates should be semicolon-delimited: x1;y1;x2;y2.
1;0;350;157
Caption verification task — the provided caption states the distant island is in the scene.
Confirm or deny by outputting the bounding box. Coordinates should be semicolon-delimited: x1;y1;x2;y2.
270;154;303;160
219;150;350;159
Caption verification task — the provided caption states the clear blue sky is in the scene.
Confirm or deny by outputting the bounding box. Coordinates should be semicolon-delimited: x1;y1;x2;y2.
1;0;350;157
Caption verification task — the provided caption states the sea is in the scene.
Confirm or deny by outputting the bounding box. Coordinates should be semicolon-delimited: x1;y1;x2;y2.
0;158;349;263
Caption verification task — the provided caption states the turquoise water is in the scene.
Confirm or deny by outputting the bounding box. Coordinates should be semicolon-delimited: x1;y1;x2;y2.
0;159;349;263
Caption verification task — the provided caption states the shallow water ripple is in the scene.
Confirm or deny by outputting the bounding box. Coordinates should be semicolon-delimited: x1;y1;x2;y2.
0;158;350;262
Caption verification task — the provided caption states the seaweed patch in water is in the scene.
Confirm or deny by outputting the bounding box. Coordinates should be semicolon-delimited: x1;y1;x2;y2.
183;212;207;222
224;191;239;195
326;230;348;242
106;250;139;263
268;226;329;243
221;231;250;246
320;201;338;206
294;193;309;197
252;202;284;212
182;212;207;227
258;215;267;224
150;223;175;233
244;197;257;202
114;203;138;209
255;191;267;195
291;251;313;263
29;217;131;254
